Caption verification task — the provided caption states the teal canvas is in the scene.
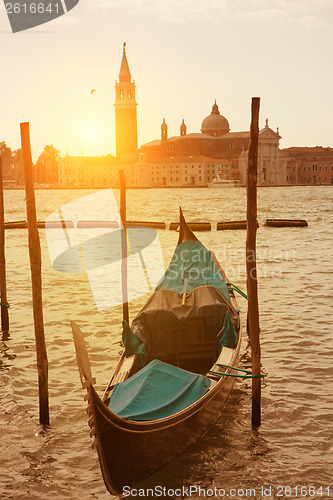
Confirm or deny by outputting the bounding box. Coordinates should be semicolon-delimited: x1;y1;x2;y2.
156;240;230;300
108;359;211;421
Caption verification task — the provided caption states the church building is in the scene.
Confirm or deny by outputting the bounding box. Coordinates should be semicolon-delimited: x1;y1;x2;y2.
58;45;288;188
139;100;287;187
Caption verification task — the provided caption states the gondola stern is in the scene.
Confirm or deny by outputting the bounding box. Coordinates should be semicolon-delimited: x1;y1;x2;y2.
71;321;96;389
71;321;137;495
88;383;132;496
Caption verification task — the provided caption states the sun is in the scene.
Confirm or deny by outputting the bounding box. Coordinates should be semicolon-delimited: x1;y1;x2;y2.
85;126;98;140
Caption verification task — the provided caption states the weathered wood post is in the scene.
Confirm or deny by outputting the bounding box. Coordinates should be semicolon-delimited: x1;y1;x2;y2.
246;97;262;428
20;122;50;427
119;170;129;324
0;158;9;332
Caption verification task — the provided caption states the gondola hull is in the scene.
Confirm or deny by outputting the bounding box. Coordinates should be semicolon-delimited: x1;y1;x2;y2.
86;342;241;495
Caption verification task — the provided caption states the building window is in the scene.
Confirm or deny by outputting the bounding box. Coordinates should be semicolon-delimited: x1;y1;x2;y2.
185;177;187;181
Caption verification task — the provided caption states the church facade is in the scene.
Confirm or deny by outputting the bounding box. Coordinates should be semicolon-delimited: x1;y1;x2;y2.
58;45;288;188
140;104;288;187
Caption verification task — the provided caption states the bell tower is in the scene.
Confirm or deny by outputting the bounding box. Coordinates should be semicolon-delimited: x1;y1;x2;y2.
161;117;168;142
115;43;138;159
180;118;187;136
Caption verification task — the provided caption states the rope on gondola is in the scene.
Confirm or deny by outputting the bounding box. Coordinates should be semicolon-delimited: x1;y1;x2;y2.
209;370;264;379
0;301;10;308
210;362;264;379
215;362;252;373
227;283;248;300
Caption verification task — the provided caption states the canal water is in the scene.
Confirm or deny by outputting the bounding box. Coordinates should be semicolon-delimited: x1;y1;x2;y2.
0;186;332;499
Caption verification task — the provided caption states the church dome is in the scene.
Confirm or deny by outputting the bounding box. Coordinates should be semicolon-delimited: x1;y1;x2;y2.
201;101;230;136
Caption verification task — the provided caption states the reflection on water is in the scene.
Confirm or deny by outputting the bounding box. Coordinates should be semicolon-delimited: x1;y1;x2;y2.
0;331;17;371
0;186;332;499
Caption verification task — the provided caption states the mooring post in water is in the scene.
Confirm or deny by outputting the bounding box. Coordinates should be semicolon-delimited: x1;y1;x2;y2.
0;158;9;332
119;170;129;324
246;97;262;428
20;122;50;427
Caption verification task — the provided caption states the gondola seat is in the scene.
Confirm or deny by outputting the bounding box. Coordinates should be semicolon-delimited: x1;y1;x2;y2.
164;315;218;371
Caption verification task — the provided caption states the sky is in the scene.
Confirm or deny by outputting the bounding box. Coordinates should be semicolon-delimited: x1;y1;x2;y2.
0;0;333;158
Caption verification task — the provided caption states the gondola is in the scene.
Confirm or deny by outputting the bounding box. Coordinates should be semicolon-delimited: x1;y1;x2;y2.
71;208;243;496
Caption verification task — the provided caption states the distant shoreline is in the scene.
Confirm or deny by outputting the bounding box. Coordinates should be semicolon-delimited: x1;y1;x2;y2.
3;184;332;190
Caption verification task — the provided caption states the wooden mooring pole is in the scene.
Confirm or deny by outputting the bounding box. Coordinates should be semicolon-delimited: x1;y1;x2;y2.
246;97;262;428
20;122;50;427
0;158;9;332
119;170;129;324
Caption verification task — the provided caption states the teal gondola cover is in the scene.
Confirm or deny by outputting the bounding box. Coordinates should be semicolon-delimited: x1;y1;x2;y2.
122;320;148;368
108;359;211;421
156;240;230;300
130;286;239;360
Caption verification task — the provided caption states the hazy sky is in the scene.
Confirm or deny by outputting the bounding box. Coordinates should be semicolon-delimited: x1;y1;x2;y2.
1;0;332;157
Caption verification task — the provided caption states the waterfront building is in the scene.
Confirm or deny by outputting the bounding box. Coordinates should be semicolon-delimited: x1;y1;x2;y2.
133;153;219;188
58;155;118;187
284;147;333;185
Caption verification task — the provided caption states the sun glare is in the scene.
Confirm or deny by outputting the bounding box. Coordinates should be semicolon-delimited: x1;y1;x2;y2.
85;126;98;140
